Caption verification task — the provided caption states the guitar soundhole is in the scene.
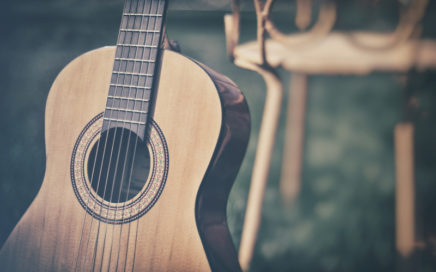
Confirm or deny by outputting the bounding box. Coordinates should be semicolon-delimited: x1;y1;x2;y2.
87;127;151;203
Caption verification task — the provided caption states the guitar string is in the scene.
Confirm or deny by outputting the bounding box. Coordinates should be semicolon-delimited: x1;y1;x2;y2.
114;2;154;270
130;2;165;271
95;11;138;268
72;0;160;270
73;122;102;271
116;0;164;270
116;1;159;271
101;0;151;270
82;1;136;270
99;0;145;268
73;1;131;270
103;0;159;270
90;0;143;270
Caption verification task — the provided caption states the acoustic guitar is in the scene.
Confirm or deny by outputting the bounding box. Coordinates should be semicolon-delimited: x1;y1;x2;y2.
0;0;250;271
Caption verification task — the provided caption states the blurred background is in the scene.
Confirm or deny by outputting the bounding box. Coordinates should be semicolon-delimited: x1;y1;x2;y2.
1;0;436;271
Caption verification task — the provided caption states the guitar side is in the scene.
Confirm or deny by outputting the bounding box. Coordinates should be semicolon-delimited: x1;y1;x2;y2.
0;47;249;271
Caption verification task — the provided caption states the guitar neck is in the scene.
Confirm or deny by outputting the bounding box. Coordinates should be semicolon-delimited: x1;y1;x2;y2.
102;0;168;140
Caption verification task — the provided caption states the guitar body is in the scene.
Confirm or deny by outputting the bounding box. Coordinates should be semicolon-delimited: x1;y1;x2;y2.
0;47;249;271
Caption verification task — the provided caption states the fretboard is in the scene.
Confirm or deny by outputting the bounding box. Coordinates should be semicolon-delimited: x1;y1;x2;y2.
102;0;167;140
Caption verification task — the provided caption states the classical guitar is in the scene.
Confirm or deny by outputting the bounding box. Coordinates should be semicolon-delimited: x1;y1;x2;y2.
0;0;249;271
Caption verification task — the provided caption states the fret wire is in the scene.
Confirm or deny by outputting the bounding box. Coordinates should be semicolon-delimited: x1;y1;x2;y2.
107;95;150;102
106;107;148;114
116;44;158;48
105;0;166;127
123;13;163;17
116;1;142;126
106;0;137;128
105;4;146;126
120;29;160;33
115;57;155;63
103;117;146;125
113;71;153;77
110;83;152;89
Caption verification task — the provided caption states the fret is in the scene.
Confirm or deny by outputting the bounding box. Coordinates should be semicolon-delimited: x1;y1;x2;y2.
123;13;163;17
115;46;158;59
106;107;148;114
104;108;148;123
118;32;161;50
107;89;150;98
121;17;163;32
110;83;152;89
104;118;146;126
115;71;152;78
120;29;160;33
116;44;158;48
107;95;150;102
113;71;153;77
111;77;153;88
115;57;155;63
106;97;149;112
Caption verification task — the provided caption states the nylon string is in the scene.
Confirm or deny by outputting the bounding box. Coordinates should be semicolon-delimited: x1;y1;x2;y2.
104;0;154;271
74;0;139;270
91;0;144;270
117;0;164;271
72;0;164;270
73;0;131;269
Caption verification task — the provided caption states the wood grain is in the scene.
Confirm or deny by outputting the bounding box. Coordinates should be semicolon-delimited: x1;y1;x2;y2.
0;47;223;271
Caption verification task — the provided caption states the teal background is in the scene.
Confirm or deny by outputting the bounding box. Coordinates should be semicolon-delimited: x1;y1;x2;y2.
1;0;436;271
